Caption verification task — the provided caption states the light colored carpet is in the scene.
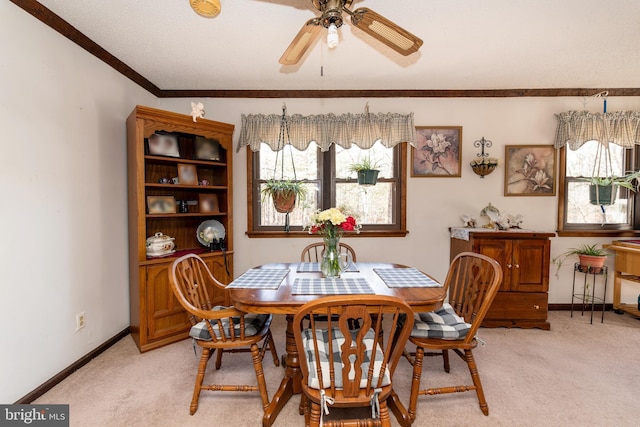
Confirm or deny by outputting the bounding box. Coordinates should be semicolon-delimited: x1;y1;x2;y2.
34;311;640;426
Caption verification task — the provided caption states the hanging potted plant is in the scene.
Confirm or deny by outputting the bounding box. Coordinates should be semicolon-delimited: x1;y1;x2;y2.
261;179;307;213
552;244;610;277
349;157;381;186
587;171;640;205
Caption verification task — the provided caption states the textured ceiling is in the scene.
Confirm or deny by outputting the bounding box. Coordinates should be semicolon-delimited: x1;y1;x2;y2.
33;0;640;91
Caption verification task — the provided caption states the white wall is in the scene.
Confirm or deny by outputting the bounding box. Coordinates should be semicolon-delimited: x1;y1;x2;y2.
159;95;640;306
0;2;156;403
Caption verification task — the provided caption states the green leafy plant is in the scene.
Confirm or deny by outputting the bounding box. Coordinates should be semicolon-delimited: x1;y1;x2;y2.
261;179;307;201
349;157;382;173
551;244;610;277
586;170;640;192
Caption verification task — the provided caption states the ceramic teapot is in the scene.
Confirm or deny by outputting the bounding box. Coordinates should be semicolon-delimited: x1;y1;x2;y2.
146;232;175;257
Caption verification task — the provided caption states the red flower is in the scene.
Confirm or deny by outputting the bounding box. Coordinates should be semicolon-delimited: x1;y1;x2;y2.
340;216;357;231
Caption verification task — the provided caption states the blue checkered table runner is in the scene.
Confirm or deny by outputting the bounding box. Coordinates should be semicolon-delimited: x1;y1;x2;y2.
292;277;374;295
296;262;359;273
374;268;441;288
227;268;289;289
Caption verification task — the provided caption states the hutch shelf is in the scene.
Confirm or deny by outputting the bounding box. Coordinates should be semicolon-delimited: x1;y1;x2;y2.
450;228;555;330
127;106;234;352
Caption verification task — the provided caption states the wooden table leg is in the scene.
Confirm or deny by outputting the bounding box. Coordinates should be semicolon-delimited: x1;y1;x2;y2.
388;389;412;427
263;314;302;427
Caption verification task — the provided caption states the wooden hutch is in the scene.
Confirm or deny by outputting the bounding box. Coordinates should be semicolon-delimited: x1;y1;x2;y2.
450;228;555;330
127;106;234;352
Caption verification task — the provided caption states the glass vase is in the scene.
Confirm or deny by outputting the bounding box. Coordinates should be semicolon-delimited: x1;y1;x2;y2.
321;236;342;278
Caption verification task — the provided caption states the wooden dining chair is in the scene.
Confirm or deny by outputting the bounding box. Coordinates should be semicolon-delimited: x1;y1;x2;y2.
300;242;357;262
168;254;279;416
293;295;414;427
404;252;502;420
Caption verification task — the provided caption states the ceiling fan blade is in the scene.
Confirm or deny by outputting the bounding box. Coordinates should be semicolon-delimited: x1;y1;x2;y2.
349;7;423;56
279;18;322;65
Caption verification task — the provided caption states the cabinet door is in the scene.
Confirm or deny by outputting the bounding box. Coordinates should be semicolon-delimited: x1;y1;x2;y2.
511;239;550;292
145;263;190;341
473;239;511;291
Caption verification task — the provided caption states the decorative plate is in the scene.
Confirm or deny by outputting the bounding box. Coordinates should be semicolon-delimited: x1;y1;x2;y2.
196;219;226;247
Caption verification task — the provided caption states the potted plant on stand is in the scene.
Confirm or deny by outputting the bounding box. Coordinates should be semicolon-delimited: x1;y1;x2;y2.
552;244;610;277
349;157;381;186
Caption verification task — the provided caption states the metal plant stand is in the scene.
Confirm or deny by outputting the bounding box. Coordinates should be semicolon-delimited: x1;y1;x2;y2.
571;263;608;324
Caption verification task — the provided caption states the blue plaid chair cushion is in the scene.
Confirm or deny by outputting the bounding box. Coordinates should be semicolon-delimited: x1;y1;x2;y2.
189;306;270;341
410;303;471;340
302;327;390;390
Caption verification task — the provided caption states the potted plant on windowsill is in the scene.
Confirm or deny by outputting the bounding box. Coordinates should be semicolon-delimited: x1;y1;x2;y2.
587;170;640;205
552;244;610;277
349;157;381;186
261;179;307;213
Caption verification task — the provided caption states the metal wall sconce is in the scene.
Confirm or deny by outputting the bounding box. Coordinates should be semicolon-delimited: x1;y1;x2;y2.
470;137;498;178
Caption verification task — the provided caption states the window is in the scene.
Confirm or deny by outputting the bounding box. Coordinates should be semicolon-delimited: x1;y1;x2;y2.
247;142;407;237
558;141;640;236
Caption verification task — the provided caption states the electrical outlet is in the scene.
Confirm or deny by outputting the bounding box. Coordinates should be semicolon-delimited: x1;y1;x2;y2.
76;312;86;331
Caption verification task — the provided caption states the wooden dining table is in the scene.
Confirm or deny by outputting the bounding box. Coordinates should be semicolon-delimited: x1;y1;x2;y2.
228;262;446;427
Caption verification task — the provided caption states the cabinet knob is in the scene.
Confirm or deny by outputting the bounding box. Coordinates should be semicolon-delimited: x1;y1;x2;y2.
507;264;512;268
533;304;540;310
515;264;520;269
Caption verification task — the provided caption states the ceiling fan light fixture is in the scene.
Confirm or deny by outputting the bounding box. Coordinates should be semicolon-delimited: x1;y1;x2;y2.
327;23;339;48
190;0;221;18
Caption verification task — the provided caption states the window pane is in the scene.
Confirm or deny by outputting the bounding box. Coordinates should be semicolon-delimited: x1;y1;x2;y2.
259;142;318;180
336;182;394;224
565;141;632;227
335;142;394;179
566;180;629;224
566;140;625;178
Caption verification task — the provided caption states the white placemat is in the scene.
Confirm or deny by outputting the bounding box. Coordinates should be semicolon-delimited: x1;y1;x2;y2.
292;277;374;295
226;268;289;289
374;268;441;288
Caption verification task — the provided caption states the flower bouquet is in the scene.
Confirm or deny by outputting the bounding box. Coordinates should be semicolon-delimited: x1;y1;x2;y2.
304;207;361;277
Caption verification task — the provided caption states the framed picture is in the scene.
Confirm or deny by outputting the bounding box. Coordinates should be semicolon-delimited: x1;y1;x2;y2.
195;136;221;161
177;163;198;185
412;126;462;177
147;133;179;157
147;196;176;214
199;194;219;213
504;145;557;196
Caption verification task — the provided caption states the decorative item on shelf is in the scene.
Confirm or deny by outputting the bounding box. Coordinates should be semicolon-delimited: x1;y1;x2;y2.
349;157;381;186
470;137;498;178
147;133;179;157
196;219;226;251
158;177;171;184
177;200;189;213
479;202;500;228
146;232;176;258
198;179;209;186
195;136;220;161
260;104;306;231
305;207;361;278
190;102;205;122
552;244;610;278
460;215;477;228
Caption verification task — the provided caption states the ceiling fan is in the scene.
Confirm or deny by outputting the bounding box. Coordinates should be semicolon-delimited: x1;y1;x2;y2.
279;0;423;65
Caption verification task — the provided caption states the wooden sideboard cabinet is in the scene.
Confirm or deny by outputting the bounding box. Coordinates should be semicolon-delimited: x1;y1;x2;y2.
127;106;234;352
450;229;555;330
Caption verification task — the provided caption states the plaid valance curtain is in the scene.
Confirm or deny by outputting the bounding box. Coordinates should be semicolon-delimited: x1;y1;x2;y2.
237;111;416;152
554;110;640;150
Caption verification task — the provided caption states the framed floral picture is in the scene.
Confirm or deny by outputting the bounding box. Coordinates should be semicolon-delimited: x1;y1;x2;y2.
412;126;462;177
504;145;556;196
